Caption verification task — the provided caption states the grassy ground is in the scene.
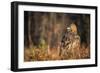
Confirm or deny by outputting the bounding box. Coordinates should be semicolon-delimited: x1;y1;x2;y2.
24;44;90;62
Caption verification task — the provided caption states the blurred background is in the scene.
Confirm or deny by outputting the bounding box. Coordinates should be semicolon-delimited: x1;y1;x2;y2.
24;11;90;49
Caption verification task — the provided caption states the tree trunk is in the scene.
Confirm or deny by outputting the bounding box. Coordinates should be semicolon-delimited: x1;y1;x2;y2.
28;12;33;48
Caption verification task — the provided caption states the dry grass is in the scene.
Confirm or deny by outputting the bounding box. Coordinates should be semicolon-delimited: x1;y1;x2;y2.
24;44;90;62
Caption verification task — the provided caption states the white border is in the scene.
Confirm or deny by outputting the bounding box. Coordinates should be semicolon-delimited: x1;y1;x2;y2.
18;5;96;68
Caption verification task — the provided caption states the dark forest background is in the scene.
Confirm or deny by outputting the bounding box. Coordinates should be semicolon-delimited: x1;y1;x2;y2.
24;11;90;49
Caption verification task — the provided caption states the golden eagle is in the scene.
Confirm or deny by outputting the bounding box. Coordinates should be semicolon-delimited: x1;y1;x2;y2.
60;23;80;59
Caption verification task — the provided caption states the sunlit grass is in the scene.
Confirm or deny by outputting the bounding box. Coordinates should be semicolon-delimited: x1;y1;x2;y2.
24;44;90;62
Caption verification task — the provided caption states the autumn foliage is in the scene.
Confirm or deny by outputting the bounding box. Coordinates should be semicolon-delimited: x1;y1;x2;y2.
24;44;90;61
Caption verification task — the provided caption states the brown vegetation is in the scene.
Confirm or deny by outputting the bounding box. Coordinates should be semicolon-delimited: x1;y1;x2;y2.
24;44;90;61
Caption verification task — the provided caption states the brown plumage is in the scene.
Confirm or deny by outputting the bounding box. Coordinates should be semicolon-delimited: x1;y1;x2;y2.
60;23;80;59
